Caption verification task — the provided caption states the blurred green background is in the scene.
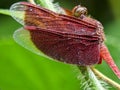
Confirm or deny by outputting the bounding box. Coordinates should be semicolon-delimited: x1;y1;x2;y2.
0;0;120;90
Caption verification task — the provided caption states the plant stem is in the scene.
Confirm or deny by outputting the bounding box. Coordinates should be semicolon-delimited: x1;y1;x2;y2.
0;9;10;16
91;67;120;89
29;0;56;12
78;66;106;90
28;0;65;14
87;66;106;90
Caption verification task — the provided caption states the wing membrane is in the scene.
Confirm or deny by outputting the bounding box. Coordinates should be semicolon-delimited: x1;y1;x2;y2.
11;2;101;65
10;2;99;38
29;28;100;65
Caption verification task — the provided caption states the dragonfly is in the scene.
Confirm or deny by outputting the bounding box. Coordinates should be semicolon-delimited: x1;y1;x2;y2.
10;2;120;78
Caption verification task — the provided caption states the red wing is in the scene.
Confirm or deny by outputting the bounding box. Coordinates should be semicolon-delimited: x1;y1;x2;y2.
10;2;101;65
26;26;100;65
10;2;99;38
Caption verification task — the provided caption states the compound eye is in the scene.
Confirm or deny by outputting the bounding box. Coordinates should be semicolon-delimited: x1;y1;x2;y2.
72;5;88;18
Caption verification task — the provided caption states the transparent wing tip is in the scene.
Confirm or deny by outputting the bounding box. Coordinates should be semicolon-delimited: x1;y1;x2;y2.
10;2;26;25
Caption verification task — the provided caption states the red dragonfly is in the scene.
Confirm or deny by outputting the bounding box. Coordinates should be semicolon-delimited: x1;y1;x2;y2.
10;2;120;78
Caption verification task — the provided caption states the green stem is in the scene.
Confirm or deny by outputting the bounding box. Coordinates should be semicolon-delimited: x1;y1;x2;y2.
78;66;106;90
91;67;120;89
28;0;57;12
87;66;106;90
29;0;65;14
0;9;10;16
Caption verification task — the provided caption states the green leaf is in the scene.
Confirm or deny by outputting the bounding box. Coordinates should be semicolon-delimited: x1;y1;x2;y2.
0;38;80;90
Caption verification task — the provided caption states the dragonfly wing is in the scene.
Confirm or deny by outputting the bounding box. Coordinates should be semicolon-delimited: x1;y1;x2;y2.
26;26;100;65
